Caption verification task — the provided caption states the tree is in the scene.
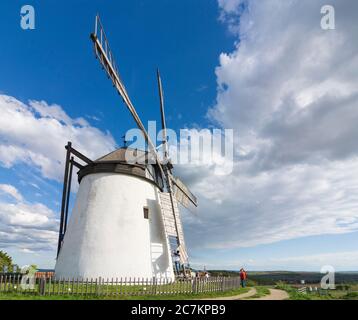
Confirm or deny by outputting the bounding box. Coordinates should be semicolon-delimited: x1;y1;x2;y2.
0;250;13;273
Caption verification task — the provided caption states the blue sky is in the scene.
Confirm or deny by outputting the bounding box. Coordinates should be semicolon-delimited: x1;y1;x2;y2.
1;0;358;271
0;0;232;135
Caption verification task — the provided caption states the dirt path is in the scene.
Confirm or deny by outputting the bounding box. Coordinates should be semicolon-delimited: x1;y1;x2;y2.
201;288;257;300
252;288;289;300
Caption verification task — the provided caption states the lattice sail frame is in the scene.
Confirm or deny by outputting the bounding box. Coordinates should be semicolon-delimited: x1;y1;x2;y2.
159;192;189;264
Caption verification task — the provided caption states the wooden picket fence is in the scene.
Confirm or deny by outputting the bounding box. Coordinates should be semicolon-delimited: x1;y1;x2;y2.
297;287;307;294
0;274;242;297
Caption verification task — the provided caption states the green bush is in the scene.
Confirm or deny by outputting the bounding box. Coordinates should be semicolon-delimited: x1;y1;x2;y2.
0;251;13;273
336;284;351;291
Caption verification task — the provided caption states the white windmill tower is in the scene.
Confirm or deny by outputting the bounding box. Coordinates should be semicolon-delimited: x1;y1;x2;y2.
54;15;197;281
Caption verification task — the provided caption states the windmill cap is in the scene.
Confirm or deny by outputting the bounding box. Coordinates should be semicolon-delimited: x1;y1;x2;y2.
77;147;164;190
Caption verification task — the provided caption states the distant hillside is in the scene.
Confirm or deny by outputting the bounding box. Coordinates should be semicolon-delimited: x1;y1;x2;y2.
208;270;358;285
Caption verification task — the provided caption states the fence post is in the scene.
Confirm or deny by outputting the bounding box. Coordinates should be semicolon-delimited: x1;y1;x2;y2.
39;277;46;296
152;277;156;295
221;277;225;292
192;277;197;294
98;277;102;296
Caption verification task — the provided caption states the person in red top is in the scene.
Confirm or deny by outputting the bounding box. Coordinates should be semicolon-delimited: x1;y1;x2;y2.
239;268;247;288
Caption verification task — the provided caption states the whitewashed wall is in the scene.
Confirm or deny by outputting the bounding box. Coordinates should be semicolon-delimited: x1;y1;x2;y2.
55;173;174;280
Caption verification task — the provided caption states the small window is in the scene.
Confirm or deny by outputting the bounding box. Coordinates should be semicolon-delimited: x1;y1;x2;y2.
143;207;149;219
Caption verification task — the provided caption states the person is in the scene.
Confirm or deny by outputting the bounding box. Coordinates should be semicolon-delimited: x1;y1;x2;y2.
239;268;247;288
190;270;196;278
173;250;181;275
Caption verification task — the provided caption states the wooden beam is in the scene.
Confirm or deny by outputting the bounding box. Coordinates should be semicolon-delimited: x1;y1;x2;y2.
65;145;93;164
64;157;74;234
57;141;71;257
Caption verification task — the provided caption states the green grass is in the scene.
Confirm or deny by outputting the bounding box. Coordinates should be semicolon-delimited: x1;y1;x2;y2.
0;287;250;300
0;280;201;296
246;286;270;299
275;282;358;300
343;292;358;300
0;277;249;299
275;282;312;300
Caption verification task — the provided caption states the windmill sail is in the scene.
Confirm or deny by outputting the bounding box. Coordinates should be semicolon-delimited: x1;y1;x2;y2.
156;70;198;209
90;15;197;271
171;176;198;209
159;192;188;263
157;69;169;161
91;15;160;169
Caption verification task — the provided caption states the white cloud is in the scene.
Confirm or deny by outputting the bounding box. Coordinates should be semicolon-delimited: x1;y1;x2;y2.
0;94;116;181
20;248;36;254
263;251;358;270
181;0;358;251
0;185;59;253
0;184;23;202
192;250;358;271
218;0;242;14
0;94;117;258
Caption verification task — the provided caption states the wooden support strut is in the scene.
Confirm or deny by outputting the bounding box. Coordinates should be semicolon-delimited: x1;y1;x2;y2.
57;142;72;258
64;157;74;234
65;145;93;165
57;143;93;258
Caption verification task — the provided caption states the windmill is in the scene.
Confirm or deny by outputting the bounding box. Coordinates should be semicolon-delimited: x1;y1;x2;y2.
54;15;197;281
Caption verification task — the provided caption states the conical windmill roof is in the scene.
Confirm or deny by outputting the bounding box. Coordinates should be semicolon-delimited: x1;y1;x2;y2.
96;147;154;164
77;147;163;189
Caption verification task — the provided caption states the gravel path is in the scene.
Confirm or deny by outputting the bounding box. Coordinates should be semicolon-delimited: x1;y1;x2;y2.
201;288;257;300
252;288;289;300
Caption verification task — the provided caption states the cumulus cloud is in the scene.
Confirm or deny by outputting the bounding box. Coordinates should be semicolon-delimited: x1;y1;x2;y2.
0;185;59;252
181;0;358;251
0;94;117;255
193;250;358;271
0;94;116;181
0;184;23;202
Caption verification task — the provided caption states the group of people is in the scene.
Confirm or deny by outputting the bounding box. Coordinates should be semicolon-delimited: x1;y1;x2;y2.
173;250;248;287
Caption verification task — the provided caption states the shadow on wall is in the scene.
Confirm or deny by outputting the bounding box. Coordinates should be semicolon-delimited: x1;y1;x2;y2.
147;197;172;278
